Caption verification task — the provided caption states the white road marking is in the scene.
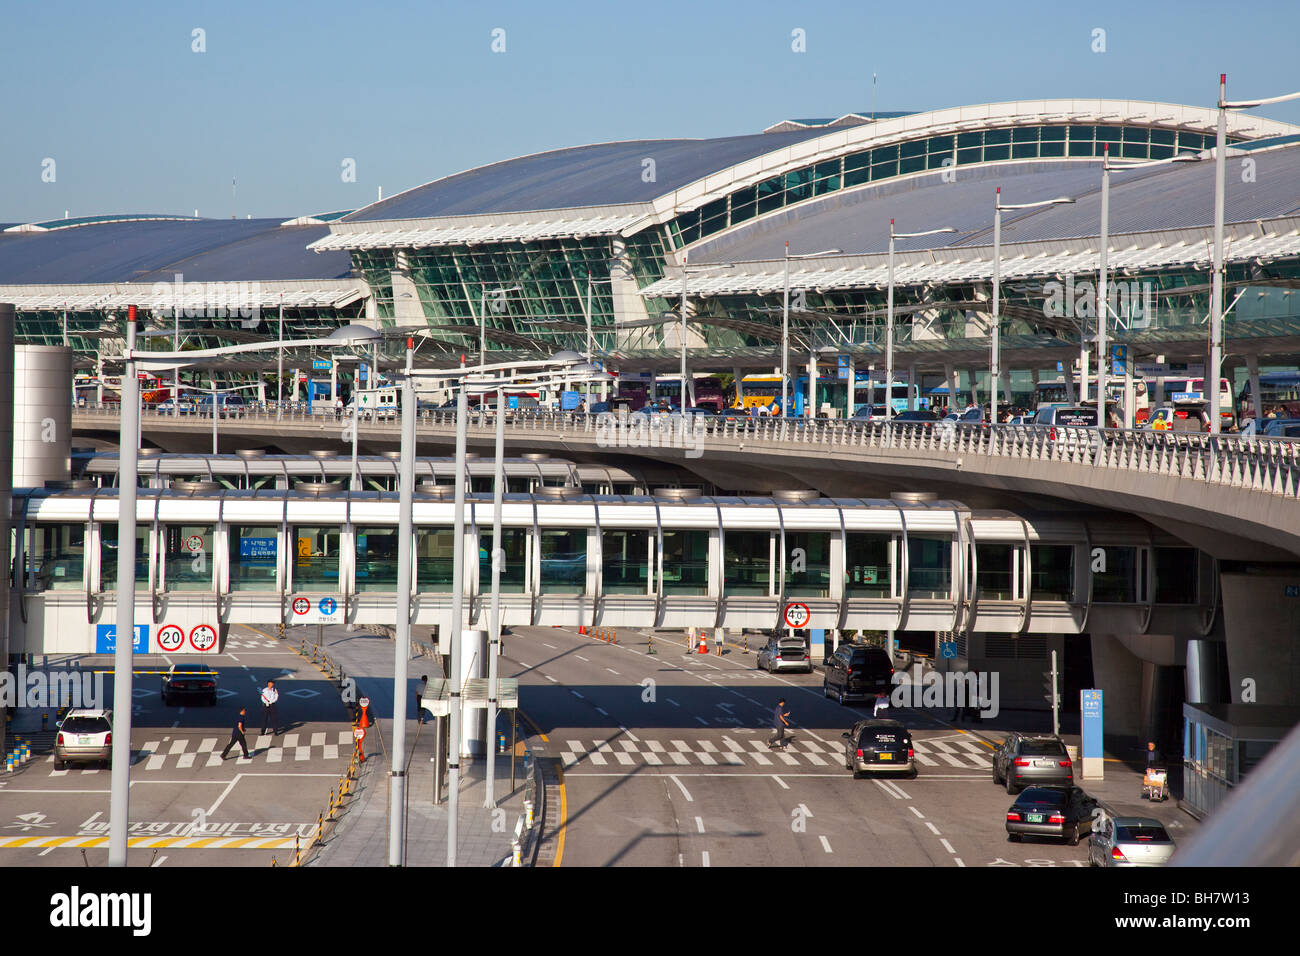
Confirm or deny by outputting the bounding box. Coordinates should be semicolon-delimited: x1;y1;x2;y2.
701;851;710;867
925;822;941;835
643;751;662;765
620;727;639;742
205;776;242;816
284;734;300;749
819;836;833;854
296;747;310;761
668;752;689;765
909;806;925;819
576;655;589;662
176;754;195;769
667;698;680;707
587;752;607;765
695;816;705;833
145;755;165;771
545;675;558;683
694;717;708;725
647;740;665;752
571;691;584;700
749;750;772;766
38;847;56;857
669;775;693;802
267;749;283;764
941;838;956;854
777;751;798;766
954;857;966;867
619;741;637;752
595;707;609;716
873;780;905;799
566;741;584;753
310;733;326;747
198;738;217;752
615;752;634;765
152;855;168;867
517;662;531;668
699;741;718;752
605;668;620;675
542;643;556;649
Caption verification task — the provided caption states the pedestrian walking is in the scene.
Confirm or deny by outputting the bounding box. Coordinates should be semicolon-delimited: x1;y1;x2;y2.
416;674;428;725
713;629;724;656
335;396;343;420
221;707;251;760
259;679;280;736
768;698;790;749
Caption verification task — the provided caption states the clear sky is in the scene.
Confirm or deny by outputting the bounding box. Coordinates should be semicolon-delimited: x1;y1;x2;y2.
3;0;1299;223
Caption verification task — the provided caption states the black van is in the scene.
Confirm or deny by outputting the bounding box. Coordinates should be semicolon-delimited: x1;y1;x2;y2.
823;644;894;705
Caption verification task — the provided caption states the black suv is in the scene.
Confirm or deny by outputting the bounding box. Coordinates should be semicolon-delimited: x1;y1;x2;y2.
823;644;894;705
1005;786;1098;845
842;718;916;778
992;732;1073;794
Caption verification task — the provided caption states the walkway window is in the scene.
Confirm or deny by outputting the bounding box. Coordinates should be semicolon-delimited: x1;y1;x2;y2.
845;533;890;597
229;525;278;591
31;523;85;591
416;528;455;592
602;529;649;594
661;530;708;595
907;534;952;599
1030;544;1074;601
355;526;398;592
975;543;1015;600
785;531;831;597
1093;546;1138;603
163;524;214;591
724;530;771;596
100;523;148;591
479;528;528;594
293;526;340;590
1154;548;1198;604
539;529;586;595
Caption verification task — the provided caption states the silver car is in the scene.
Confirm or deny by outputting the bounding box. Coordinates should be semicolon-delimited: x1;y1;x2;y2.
757;636;811;673
1088;815;1176;867
54;708;114;770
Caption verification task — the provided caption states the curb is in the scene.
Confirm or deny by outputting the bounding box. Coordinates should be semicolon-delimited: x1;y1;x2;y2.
531;756;563;867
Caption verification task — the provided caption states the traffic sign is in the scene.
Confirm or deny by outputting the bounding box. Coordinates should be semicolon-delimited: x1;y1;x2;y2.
185;534;204;553
312;359;332;372
352;728;365;741
358;697;370;709
319;597;337;616
783;602;810;629
292;597;310;616
189;624;218;652
156;624;185;652
939;641;957;659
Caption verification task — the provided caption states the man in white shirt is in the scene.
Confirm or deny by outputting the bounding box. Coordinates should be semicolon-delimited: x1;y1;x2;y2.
260;679;280;736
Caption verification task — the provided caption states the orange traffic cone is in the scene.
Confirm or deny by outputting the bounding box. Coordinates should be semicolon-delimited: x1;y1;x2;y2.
697;633;708;654
359;701;371;730
578;625;587;635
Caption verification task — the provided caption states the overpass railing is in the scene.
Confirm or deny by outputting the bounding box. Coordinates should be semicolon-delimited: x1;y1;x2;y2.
74;403;1300;500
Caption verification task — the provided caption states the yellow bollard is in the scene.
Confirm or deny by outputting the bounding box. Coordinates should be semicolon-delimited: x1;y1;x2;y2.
315;812;323;845
294;835;300;865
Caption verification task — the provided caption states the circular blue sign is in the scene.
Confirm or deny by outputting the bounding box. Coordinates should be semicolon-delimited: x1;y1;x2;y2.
319;597;337;615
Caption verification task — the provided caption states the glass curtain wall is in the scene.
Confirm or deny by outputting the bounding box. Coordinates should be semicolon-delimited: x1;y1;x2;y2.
661;530;708;595
601;529;649;594
355;527;399;591
293;526;341;590
229;525;278;591
845;534;891;597
724;530;771;596
100;523;149;591
784;531;831;597
31;523;85;591
163;524;214;591
539;529;586;594
479;528;528;593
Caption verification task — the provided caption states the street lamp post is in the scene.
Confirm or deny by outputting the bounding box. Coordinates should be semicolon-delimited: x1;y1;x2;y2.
887;223;956;424
782;245;840;418
485;384;506;809
389;337;416;866
674;258;733;410
1209;75;1300;434
1096;145;1202;427
992;189;1075;424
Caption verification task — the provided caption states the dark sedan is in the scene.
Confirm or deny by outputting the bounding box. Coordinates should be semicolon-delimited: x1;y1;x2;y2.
161;663;218;706
1005;786;1098;845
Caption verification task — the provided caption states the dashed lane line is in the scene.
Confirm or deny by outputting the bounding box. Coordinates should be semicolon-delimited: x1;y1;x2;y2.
819;836;833;854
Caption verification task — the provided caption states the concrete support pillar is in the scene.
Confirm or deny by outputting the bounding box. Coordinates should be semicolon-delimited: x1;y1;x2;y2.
1220;568;1300;705
908;365;918;411
291;367;301;403
845;356;855;418
1089;634;1144;737
733;366;744;408
967;368;980;405
807;352;817;419
944;364;956;413
1246;354;1262;422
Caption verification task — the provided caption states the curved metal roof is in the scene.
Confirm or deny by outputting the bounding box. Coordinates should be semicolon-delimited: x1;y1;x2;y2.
341;130;829;222
0;218;353;285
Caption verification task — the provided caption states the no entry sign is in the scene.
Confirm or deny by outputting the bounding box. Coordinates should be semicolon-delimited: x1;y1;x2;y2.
784;602;811;629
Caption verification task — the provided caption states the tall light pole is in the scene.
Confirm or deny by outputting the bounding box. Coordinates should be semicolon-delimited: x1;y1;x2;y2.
992;189;1075;424
277;292;284;420
108;305;140;867
389;337;416;865
1209;75;1300;434
478;285;521;369
887;224;955;423
485;384;506;808
782;245;840;417
1096;145;1202;426
447;384;467;866
676;258;732;410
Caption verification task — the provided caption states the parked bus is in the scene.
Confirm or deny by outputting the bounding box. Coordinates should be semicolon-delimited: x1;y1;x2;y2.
618;375;724;411
1237;370;1300;421
1144;376;1234;429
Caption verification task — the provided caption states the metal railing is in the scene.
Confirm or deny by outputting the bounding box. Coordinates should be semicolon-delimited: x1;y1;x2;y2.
72;402;1300;500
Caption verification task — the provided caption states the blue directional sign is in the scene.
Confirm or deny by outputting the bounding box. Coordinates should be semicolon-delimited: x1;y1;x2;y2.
939;641;957;659
560;390;582;410
837;355;850;380
319;597;337;616
95;624;148;654
1081;689;1104;760
312;359;332;372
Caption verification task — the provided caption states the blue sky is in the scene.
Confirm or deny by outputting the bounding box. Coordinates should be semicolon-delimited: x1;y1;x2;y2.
3;0;1299;223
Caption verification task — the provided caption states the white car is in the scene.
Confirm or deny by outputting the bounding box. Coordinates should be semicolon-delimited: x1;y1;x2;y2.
54;708;114;770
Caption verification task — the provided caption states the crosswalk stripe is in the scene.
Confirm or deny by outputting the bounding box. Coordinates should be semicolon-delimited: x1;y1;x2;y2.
206;754;223;767
168;740;188;755
254;736;272;750
615;753;634;765
721;753;744;765
310;733;326;747
777;752;799;766
324;745;339;760
146;755;165;771
143;740;160;755
671;740;690;752
647;741;665;752
588;752;607;766
800;741;825;754
699;741;718;752
176;754;195;769
697;752;716;765
939;753;967;768
913;753;938;766
619;741;638;752
295;747;310;761
284;734;300;749
267;749;283;764
562;752;577;766
802;752;827;766
337;731;351;746
722;738;744;753
669;752;689;765
749;751;772;766
198;738;217;752
643;751;662;765
566;741;584;754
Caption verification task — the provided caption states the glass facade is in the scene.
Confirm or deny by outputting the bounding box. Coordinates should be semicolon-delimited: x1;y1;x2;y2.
1093;546;1139;603
724;530;771;596
1030;544;1074;601
163;524;214;591
355;526;399;592
907;535;952;599
661;530;708;595
30;523;85;591
602;529;649;594
539;529;587;595
667;125;1229;248
100;523;149;591
1154;547;1198;604
229;525;278;591
785;531;831;597
293;526;341;590
975;543;1015;600
845;533;890;597
479;528;528;593
417;528;455;591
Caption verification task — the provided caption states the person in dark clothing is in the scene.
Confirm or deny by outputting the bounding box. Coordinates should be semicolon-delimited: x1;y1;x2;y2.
260;680;279;736
416;675;428;725
768;698;790;749
1146;741;1164;769
221;707;251;760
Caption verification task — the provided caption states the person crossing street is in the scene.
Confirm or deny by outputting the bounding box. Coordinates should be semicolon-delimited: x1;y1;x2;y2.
221;707;252;760
768;698;791;749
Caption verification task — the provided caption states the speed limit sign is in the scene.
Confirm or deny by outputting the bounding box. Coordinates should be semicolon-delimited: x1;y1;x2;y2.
186;534;205;553
189;623;218;652
156;624;185;652
784;602;811;629
292;597;310;616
